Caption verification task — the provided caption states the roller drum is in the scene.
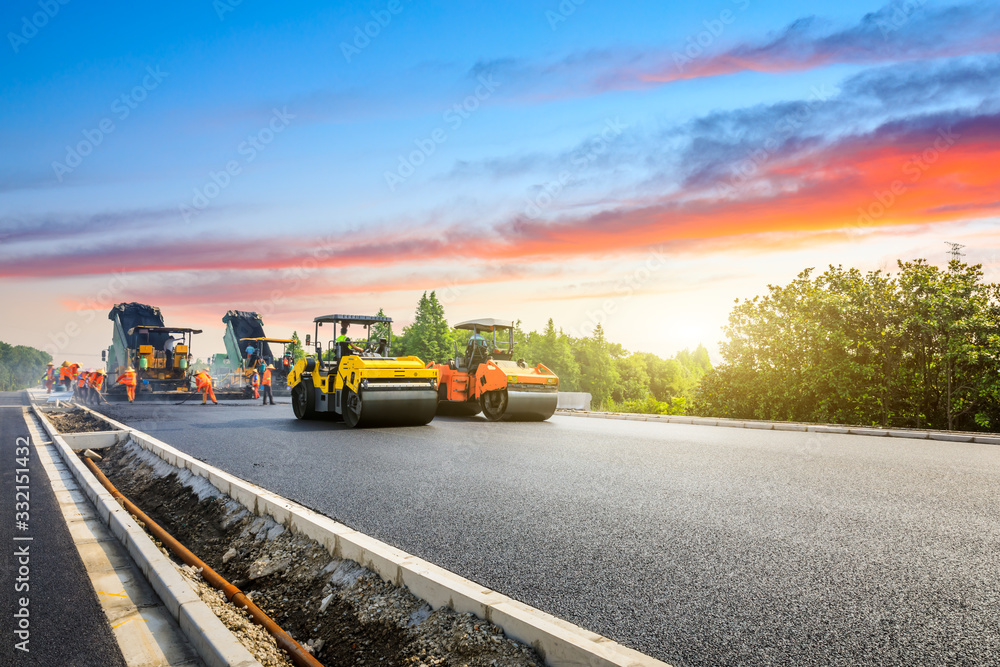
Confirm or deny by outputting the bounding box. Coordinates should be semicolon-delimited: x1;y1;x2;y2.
346;388;438;427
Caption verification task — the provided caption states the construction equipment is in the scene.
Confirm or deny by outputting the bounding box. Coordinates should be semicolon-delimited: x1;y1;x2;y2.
221;310;296;394
104;303;203;398
287;314;438;427
103;302;245;401
430;318;559;421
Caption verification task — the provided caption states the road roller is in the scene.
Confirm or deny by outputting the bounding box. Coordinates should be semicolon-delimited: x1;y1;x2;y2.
429;318;559;421
287;313;438;427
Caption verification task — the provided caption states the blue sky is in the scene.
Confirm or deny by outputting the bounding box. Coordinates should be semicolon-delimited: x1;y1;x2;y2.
2;0;999;365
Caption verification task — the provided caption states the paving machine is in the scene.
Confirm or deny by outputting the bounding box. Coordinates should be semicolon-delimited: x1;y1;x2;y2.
104;302;204;399
221;310;296;394
287;313;438;427
429;318;559;421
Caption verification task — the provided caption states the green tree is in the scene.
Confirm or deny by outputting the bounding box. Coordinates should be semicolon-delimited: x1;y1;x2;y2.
696;259;1000;431
396;291;453;363
533;319;581;391
289;331;305;360
0;341;53;391
612;353;650;402
574;324;619;409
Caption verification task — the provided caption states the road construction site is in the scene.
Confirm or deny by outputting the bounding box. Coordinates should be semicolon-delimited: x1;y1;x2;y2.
10;389;999;666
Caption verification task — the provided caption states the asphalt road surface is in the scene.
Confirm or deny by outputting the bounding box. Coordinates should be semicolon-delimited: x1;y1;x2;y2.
0;392;126;667
94;399;1000;666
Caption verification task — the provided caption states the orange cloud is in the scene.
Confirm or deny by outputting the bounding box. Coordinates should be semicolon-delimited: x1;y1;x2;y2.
6;115;1000;285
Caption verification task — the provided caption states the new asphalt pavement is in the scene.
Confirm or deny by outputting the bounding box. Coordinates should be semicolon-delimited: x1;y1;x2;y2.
0;392;126;667
93;399;1000;666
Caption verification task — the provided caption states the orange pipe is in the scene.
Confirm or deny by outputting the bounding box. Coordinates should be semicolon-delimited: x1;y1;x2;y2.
82;457;324;667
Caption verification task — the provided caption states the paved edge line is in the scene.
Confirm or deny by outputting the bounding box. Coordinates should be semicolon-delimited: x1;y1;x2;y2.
29;402;264;667
22;408;206;667
76;404;671;667
555;410;1000;445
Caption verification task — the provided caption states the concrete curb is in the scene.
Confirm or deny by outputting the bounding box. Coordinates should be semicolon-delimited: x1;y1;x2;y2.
30;404;263;667
555;410;1000;445
82;407;670;667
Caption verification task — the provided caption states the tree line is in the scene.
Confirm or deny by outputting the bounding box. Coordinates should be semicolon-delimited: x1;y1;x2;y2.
695;260;1000;432
0;341;52;392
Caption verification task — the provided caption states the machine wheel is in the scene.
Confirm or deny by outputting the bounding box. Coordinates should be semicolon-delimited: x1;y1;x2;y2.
480;389;508;421
344;389;363;428
292;383;316;420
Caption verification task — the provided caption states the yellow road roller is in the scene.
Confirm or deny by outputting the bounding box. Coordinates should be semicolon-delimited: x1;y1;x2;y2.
287;313;438;427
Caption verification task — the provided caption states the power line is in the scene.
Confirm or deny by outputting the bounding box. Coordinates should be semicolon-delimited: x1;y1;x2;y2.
944;241;965;267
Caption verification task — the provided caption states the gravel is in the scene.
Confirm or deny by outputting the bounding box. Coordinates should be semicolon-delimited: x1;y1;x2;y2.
43;408;112;433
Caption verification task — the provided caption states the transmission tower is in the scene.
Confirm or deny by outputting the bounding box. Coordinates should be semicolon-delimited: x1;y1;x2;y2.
944;241;965;267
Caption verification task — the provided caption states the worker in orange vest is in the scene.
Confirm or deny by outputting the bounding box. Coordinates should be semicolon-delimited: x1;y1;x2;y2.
260;364;274;405
77;369;91;403
43;362;55;393
117;365;137;402
59;361;73;389
249;369;260;400
89;369;107;404
195;369;218;405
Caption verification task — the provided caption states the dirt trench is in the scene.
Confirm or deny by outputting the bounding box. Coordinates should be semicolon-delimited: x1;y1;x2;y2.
46;409;113;433
97;441;544;667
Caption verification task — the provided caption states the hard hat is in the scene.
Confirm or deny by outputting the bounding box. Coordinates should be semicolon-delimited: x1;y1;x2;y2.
47;361;54;366
266;364;275;369
62;361;69;366
96;369;106;375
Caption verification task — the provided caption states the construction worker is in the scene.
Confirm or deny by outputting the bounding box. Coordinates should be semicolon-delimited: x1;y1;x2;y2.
117;365;137;402
77;369;91;404
89;369;107;404
260;364;274;406
336;324;363;357
195;369;218;405
59;361;73;389
44;362;55;393
250;369;260;400
245;343;259;371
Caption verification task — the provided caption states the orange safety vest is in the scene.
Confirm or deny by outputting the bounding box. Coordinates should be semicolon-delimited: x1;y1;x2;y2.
261;369;271;386
78;372;90;388
117;370;137;386
195;371;212;389
89;373;104;389
60;366;72;381
250;372;260;387
46;367;56;381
